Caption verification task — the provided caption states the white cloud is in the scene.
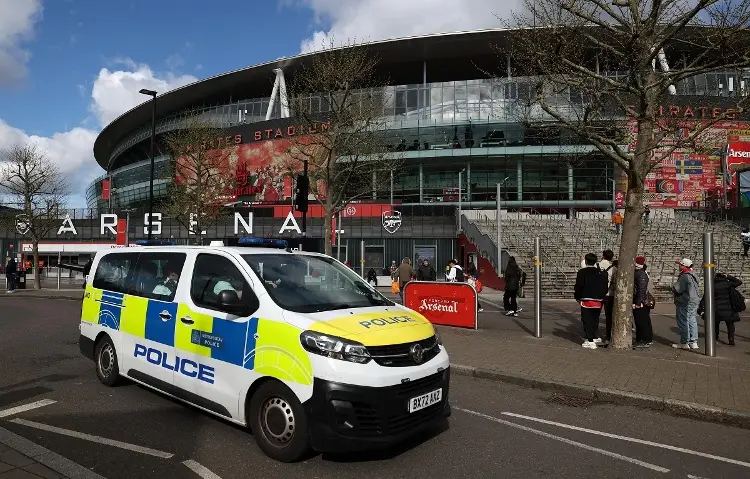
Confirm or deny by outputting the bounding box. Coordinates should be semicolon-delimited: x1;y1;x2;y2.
1;60;198;206
296;0;524;53
0;0;43;86
90;59;197;126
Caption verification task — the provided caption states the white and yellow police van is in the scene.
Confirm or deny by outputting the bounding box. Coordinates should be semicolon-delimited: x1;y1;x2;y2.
78;238;450;462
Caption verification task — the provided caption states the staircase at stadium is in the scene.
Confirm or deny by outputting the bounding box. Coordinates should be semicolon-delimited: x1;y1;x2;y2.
462;210;748;300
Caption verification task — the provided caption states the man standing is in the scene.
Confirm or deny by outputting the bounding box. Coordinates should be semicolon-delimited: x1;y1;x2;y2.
5;257;16;293
417;259;437;281
672;258;701;350
741;228;750;257
396;257;413;302
574;253;608;349
612;211;623;234
643;205;651;227
598;250;617;345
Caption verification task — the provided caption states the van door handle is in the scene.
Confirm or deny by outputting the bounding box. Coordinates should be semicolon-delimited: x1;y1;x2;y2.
180;317;194;325
159;311;172;321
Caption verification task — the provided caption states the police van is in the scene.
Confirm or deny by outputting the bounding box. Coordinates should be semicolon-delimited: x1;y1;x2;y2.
78;238;450;462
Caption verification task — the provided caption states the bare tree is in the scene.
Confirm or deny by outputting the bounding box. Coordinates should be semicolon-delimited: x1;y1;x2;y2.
286;38;403;255
0;144;69;289
164;119;234;244
503;0;750;349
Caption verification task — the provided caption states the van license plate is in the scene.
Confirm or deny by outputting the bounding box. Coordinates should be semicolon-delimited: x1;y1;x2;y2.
408;388;442;413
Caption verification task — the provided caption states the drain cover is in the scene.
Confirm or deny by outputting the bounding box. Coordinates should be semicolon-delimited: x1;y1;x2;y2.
546;394;594;408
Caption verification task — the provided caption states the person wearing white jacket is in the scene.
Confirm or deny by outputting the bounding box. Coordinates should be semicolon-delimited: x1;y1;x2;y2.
597;250;617;345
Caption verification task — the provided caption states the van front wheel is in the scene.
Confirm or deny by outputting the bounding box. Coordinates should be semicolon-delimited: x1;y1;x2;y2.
95;336;120;387
249;381;310;462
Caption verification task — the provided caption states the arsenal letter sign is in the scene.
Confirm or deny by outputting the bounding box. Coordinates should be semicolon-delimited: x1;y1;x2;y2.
403;281;478;329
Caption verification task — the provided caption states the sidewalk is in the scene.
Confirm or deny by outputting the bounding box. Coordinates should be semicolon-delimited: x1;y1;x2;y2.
439;298;750;427
0;426;103;479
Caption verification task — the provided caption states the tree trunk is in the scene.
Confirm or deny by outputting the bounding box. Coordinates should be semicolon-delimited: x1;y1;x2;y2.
611;174;645;350
323;197;333;256
32;242;41;290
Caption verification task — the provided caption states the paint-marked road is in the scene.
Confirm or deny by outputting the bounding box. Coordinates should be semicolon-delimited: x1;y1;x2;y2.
183;459;223;479
500;411;750;469
454;407;671;473
0;399;56;418
10;418;175;459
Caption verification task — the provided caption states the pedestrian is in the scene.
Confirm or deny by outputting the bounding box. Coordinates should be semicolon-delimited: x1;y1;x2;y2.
465;261;484;313
503;256;523;317
741;228;750;257
643;205;650;227
612;211;623;234
574;253;608;349
699;272;742;346
598;249;617;345
445;259;464;282
5;257;17;293
633;256;654;348
396;257;413;302
389;260;398;281
671;258;701;350
417;259;437;282
366;267;378;286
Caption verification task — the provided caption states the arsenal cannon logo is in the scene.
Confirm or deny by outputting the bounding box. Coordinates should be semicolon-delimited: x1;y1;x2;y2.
15;214;30;235
382;210;402;234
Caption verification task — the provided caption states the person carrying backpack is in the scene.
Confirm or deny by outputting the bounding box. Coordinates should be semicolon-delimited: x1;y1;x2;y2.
445;259;464;282
503;256;523;317
699;272;743;346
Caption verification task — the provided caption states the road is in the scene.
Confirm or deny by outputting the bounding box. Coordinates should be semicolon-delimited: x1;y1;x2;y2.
2;297;750;479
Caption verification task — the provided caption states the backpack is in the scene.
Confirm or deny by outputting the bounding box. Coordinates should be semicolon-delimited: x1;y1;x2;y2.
730;286;746;313
454;267;465;282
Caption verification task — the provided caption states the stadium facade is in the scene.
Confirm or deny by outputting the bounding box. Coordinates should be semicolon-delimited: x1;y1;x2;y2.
5;28;750;278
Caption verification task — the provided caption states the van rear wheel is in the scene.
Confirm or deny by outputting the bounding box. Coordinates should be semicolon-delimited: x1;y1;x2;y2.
249;381;310;462
95;336;120;387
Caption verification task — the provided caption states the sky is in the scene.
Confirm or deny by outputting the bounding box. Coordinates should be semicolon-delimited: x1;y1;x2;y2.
0;0;522;207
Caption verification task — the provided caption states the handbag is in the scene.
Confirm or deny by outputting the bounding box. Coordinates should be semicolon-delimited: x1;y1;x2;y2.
391;281;400;294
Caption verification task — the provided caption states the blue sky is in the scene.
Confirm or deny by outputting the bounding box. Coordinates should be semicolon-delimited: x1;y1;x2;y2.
0;0;512;206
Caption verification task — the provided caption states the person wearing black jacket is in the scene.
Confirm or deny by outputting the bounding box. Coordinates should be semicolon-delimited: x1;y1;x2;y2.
366;268;378;286
574;253;608;348
699;272;742;346
633;257;653;347
503;257;523;316
5;257;16;293
417;259;437;281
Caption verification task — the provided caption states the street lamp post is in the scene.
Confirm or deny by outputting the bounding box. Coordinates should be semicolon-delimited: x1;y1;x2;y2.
458;168;466;235
139;89;158;239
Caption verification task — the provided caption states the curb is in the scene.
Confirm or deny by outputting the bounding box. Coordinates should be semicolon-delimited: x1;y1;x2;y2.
3;293;82;301
0;425;105;479
451;363;750;429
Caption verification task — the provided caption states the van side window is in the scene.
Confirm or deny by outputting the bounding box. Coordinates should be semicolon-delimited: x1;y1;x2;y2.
92;253;135;293
131;253;187;301
191;254;253;312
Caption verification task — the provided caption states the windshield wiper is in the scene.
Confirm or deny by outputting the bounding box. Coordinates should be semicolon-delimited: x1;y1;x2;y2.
353;281;392;306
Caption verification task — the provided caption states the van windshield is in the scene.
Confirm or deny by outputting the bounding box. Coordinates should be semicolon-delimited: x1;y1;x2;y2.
242;253;394;313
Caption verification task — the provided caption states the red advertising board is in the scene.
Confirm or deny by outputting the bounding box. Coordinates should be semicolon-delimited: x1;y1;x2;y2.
115;219;127;246
101;179;111;200
403;281;478;329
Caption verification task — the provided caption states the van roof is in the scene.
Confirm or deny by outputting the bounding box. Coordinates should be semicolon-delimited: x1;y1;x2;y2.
102;245;327;257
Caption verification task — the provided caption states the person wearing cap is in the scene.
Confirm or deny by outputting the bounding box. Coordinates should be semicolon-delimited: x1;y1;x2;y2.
633;256;653;348
672;258;701;350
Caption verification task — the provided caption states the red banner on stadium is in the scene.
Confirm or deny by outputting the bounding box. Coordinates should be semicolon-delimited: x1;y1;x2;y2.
403;281;478;329
101;179;111;200
116;219;127;245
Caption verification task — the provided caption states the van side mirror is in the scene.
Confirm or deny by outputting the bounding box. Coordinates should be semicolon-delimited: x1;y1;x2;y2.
218;290;246;315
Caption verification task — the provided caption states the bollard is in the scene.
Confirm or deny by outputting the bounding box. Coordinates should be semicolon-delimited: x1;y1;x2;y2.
703;232;716;357
57;252;61;291
533;237;542;338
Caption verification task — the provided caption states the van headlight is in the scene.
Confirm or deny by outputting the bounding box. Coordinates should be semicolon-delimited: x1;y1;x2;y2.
300;331;371;364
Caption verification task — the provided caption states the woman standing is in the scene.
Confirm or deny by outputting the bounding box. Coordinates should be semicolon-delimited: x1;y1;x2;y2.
503;257;523;316
633;256;653;348
699;272;742;346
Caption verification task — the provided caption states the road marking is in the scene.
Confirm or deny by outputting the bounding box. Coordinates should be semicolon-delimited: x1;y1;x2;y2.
183;460;222;479
501;412;750;469
687;475;711;479
0;399;56;418
455;407;670;473
478;298;504;310
10;419;174;459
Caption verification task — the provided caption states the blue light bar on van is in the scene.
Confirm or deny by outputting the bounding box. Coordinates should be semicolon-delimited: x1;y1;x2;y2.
135;239;176;246
237;237;288;249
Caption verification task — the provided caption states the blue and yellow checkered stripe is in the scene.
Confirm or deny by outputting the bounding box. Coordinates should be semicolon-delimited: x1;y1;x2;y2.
81;286;313;385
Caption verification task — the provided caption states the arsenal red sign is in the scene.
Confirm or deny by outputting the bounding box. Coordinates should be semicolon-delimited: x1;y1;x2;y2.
403;281;478;329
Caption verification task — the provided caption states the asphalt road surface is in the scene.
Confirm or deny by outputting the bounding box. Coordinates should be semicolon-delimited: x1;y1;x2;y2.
2;297;750;479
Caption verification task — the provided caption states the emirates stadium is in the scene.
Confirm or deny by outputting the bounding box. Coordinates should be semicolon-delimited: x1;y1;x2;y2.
4;27;750;291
